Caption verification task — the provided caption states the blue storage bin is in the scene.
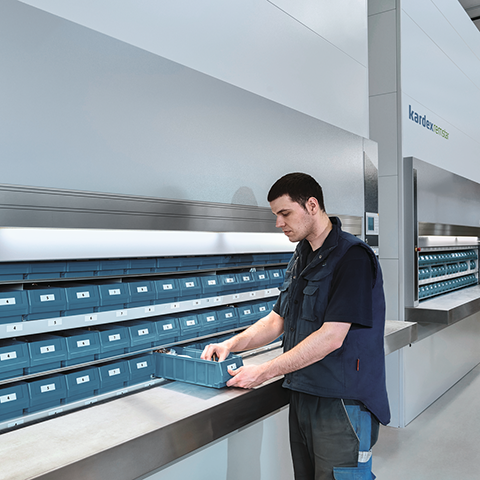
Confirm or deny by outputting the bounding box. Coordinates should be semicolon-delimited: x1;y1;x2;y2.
252;301;269;319
197;310;220;334
59;329;101;367
64;260;100;278
177;256;201;271
252;253;270;265
26;374;66;413
27;261;67;279
218;273;239;294
125;320;158;352
200;255;225;269
178;276;202;300
0;290;29;324
267;269;283;287
22;334;67;374
97;283;130;312
154;346;243;389
199;275;221;297
128;258;156;274
178;313;202;339
126;280;156;307
215;306;239;329
0;339;30;380
0;263;26;281
267;298;277;311
238;304;257;325
97;259;128;276
236;272;255;292
127;354;155;385
26;287;67;321
155;257;179;273
95;324;130;359
0;382;29;422
64;284;100;316
252;270;270;289
155;278;180;304
155;316;180;345
65;367;100;404
98;360;129;394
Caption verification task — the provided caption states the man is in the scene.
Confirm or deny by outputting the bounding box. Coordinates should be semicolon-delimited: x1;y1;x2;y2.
201;172;390;479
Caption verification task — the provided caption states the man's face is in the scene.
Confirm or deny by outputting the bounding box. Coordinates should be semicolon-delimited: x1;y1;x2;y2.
270;194;315;243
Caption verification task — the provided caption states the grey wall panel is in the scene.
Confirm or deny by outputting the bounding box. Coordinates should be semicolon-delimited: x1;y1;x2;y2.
1;0;365;218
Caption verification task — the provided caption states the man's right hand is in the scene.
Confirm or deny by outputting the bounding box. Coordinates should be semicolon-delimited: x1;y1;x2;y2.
200;342;231;362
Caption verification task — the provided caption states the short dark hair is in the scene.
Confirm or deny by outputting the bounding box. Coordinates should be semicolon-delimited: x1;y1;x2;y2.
267;172;325;211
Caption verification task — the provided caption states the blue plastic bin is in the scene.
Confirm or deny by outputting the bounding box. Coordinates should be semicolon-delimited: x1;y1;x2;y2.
98;360;129;394
0;263;26;281
155;316;180;345
235;272;256;292
59;329;101;367
154;346;243;388
218;273;239;294
27;261;67;279
97;259;128;277
178;313;202;339
125;320;158;352
178;276;202;300
127;258;156;274
155;257;179;273
0;382;29;422
0;290;29;324
238;304;257;325
26;287;67;321
252;301;269;320
65;367;100;404
97;283;130;312
215;306;239;330
64;260;100;278
127;354;155;385
252;270;270;289
95;324;130;359
199;275;222;297
126;280;156;308
26;374;66;413
22;334;67;374
197;310;220;334
0;339;30;380
64;284;100;316
155;278;180;304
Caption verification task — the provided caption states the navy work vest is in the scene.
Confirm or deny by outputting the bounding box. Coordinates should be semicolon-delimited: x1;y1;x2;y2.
277;217;390;425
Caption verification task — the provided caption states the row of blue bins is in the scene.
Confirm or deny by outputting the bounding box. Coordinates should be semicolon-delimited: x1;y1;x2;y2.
0;298;277;380
0;268;285;324
419;262;472;280
0;353;155;423
419;274;478;300
418;250;477;267
0;253;292;281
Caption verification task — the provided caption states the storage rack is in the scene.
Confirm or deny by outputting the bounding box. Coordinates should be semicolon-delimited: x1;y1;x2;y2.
0;229;293;431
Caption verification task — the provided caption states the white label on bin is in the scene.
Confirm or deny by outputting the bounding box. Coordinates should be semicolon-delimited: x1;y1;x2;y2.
227;363;238;371
6;324;23;332
185;282;194;288
0;352;17;361
163;324;173;330
259;306;267;312
77;339;91;348
242;276;250;281
85;314;97;322
163;284;173;290
0;298;16;306
76;291;90;299
258;274;266;280
76;375;90;384
40;345;55;354
138;328;149;336
116;310;127;318
137;286;148;293
273;273;280;278
48;319;62;327
226;278;234;283
41;383;56;393
0;393;17;403
206;316;215;322
186;320;196;326
108;334;121;342
225;313;233;318
208;280;216;285
40;294;55;302
243;309;251;315
108;368;121;377
108;289;121;296
136;361;148;369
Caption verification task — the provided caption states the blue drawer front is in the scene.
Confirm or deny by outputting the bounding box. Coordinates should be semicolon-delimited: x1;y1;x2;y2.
178;314;202;338
252;301;269;319
200;256;225;269
218;273;239;293
0;263;26;281
27;261;67;279
64;285;100;315
177;256;201;271
155;278;180;303
127;354;155;385
26;288;67;320
127;281;156;306
238;304;257;325
97;283;130;311
128;258;156;274
22;334;67;374
97;259;128;276
178;277;202;300
61;329;101;366
125;320;158;351
236;272;255;292
0;382;29;421
0;290;29;324
253;270;270;288
155;317;180;343
96;325;130;359
197;310;220;333
65;367;100;403
215;306;239;329
155;257;179;273
0;340;30;380
65;260;100;278
26;374;66;413
252;253;270;265
199;275;221;297
98;360;129;393
266;268;283;287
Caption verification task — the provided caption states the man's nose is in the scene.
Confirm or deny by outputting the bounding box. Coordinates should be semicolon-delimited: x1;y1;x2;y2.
275;216;284;228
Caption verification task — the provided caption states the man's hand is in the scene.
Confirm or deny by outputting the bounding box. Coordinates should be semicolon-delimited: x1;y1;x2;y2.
226;364;270;389
201;342;231;362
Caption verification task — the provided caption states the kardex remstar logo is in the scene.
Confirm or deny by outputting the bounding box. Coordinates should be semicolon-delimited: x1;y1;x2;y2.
408;105;449;140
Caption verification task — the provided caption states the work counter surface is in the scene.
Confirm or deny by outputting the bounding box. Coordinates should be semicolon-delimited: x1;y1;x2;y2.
0;320;416;480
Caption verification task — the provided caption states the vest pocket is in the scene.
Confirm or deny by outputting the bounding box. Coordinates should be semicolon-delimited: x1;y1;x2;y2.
301;285;318;321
